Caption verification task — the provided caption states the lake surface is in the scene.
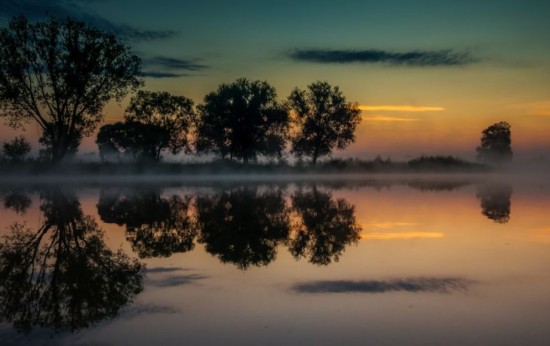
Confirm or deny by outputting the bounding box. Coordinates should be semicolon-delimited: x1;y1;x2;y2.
0;174;549;345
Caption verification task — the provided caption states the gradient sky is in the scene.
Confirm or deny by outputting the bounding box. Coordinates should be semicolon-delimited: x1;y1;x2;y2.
1;0;549;160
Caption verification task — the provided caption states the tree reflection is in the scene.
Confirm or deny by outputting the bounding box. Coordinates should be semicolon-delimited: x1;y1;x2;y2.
0;189;143;333
2;191;32;214
195;187;290;270
97;188;196;258
289;187;361;265
476;183;512;224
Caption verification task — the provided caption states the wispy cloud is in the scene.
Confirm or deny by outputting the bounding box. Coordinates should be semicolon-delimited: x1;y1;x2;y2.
363;116;421;122
289;48;477;67
359;105;445;112
360;231;444;240
0;0;177;41
291;277;474;294
142;56;209;78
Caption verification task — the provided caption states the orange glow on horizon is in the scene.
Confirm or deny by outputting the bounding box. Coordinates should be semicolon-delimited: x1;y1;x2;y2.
362;115;421;122
359;105;446;112
360;231;445;240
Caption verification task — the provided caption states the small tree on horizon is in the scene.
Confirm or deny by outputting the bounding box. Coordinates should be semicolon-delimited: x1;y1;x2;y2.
476;121;512;164
288;81;361;166
0;16;142;163
2;136;31;163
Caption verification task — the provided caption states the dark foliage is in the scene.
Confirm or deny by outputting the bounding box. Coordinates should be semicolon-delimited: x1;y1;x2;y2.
196;78;289;163
2;136;31;163
0;16;142;163
476;121;512;164
289;81;361;165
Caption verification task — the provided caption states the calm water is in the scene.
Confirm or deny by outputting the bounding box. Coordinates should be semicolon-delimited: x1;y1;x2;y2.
0;175;549;345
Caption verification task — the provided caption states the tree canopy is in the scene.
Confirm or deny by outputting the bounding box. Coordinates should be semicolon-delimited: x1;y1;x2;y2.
289;81;361;165
196;78;289;163
2;136;31;163
476;121;512;164
0;16;142;163
124;90;195;161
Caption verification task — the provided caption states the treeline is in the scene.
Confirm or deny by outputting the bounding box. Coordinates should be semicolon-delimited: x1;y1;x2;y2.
0;16;359;166
96;79;360;165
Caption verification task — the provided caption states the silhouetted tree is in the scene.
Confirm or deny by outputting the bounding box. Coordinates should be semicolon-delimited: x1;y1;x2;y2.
288;81;361;165
98;188;197;258
0;16;142;163
196;78;289;163
96;121;170;162
124;90;195;161
476;121;512;164
476;183;512;223
2;136;31;163
290;187;361;265
0;189;143;333
2;192;31;214
196;187;290;270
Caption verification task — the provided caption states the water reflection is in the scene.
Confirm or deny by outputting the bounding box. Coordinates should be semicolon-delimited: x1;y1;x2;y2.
0;189;144;333
289;186;361;265
476;183;512;224
196;187;290;270
2;191;32;215
291;277;474;294
98;188;197;258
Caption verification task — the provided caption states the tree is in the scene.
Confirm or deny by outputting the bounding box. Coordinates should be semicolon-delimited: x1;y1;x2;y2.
196;78;289;163
289;186;361;265
0;189;143;333
2;136;31;162
96;121;170;162
196;187;290;270
0;16;142;163
124;90;195;161
476;121;512;164
288;81;361;165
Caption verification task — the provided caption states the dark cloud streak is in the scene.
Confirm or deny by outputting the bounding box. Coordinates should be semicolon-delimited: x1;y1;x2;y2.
292;277;474;294
0;0;177;41
143;56;209;79
289;48;477;67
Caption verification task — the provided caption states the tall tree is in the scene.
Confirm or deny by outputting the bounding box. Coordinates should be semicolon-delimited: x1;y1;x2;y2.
124;90;194;161
196;78;289;163
288;81;361;165
0;16;142;163
476;121;512;164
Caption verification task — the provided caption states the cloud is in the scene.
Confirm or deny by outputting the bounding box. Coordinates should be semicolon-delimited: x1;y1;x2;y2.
507;101;550;117
289;48;476;67
359;105;445;112
142;56;209;78
360;231;444;240
0;0;177;41
291;277;474;294
363;116;421;122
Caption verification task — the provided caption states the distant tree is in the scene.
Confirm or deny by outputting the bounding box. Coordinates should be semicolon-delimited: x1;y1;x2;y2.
288;81;361;166
476;121;512;164
0;16;142;163
2;136;31;163
96;121;170;162
124;90;194;161
196;78;289;163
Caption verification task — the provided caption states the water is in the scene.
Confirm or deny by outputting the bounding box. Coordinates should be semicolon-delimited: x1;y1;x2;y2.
0;175;549;345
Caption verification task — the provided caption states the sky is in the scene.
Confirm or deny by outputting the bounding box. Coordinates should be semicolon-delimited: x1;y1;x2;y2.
0;0;549;160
